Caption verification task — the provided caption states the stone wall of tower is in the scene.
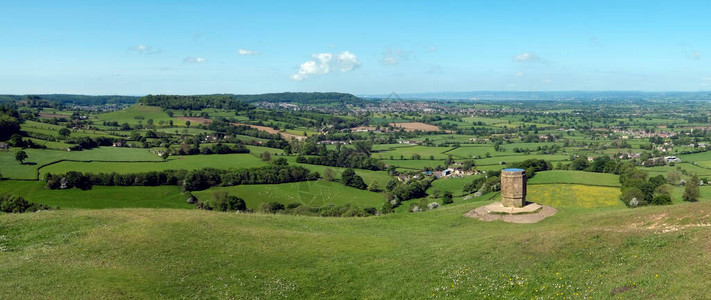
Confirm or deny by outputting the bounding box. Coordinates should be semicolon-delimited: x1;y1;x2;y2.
501;169;526;207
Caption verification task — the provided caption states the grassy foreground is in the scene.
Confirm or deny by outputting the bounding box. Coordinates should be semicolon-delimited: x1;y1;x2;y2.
2;201;711;299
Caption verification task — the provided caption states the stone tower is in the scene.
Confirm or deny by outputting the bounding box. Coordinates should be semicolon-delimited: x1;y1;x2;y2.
501;168;526;207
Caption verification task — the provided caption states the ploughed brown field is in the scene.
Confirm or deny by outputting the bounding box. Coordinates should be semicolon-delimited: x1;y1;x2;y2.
177;116;213;124
39;113;71;119
390;122;440;132
232;123;306;140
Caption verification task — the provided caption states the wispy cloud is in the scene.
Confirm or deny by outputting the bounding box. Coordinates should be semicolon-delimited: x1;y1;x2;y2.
514;71;525;77
512;52;540;62
291;51;360;81
380;49;411;66
426;65;443;74
238;49;261;56
128;44;162;55
183;57;206;64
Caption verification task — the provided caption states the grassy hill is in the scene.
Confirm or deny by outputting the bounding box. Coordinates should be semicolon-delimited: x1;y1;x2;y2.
2;200;711;298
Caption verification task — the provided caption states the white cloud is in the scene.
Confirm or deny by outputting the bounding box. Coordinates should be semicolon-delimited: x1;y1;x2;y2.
701;83;709;87
337;51;360;72
238;49;261;56
514;71;525;77
541;78;552;83
291;51;360;81
513;52;540;62
380;49;411;66
128;44;162;54
183;57;206;64
702;77;711;81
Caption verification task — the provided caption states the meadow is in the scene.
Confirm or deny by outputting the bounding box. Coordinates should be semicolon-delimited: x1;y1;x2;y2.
374;145;454;160
527;184;624;208
97;105;179;125
193;180;384;210
0;181;190;209
38;153;268;177
2;200;711;298
528;170;621;187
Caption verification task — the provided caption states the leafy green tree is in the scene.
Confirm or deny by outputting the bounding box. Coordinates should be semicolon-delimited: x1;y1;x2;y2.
15;150;27;164
0;113;21;140
323;168;335;181
58;128;71;138
9;134;23;147
367;181;381;192
213;191;247;212
683;174;700;202
260;151;272;161
341;168;367;189
385;179;398;191
442;191;454;204
621;187;645;206
650;194;672;205
570;156;589;170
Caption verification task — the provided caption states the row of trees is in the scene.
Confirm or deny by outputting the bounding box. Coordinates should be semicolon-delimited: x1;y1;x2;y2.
0;106;21;140
138;94;254;110
46;165;320;191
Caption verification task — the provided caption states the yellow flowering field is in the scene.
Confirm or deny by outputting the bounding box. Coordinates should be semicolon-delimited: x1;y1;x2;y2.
527;184;623;208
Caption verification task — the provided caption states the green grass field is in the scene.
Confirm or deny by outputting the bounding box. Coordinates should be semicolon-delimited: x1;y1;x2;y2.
98;105;179;125
375;145;453;160
284;157;393;187
528;170;621;187
427;176;482;197
381;159;446;170
39;153;268;177
474;154;569;166
0;181;190;209
193;180;384;210
0;147;162;179
3;200;711;298
527;184;623;208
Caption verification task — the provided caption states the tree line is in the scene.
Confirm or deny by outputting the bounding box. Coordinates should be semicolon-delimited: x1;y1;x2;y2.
46;165;320;191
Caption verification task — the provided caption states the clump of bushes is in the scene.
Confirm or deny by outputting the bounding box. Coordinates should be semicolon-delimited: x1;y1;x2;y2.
257;201;379;217
0;193;51;213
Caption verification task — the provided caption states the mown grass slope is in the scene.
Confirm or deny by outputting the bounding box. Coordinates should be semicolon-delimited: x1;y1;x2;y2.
193;180;384;210
2;201;711;298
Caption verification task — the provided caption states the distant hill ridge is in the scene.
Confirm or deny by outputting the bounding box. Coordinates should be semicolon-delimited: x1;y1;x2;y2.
0;92;365;108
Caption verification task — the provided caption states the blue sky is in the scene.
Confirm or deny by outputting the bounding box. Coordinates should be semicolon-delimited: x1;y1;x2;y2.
2;0;711;95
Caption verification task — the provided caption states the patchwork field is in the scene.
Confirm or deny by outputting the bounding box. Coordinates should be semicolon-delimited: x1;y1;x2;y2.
0;147;162;179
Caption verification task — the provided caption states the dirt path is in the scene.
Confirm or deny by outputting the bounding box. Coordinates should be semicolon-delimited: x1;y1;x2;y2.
465;203;558;223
